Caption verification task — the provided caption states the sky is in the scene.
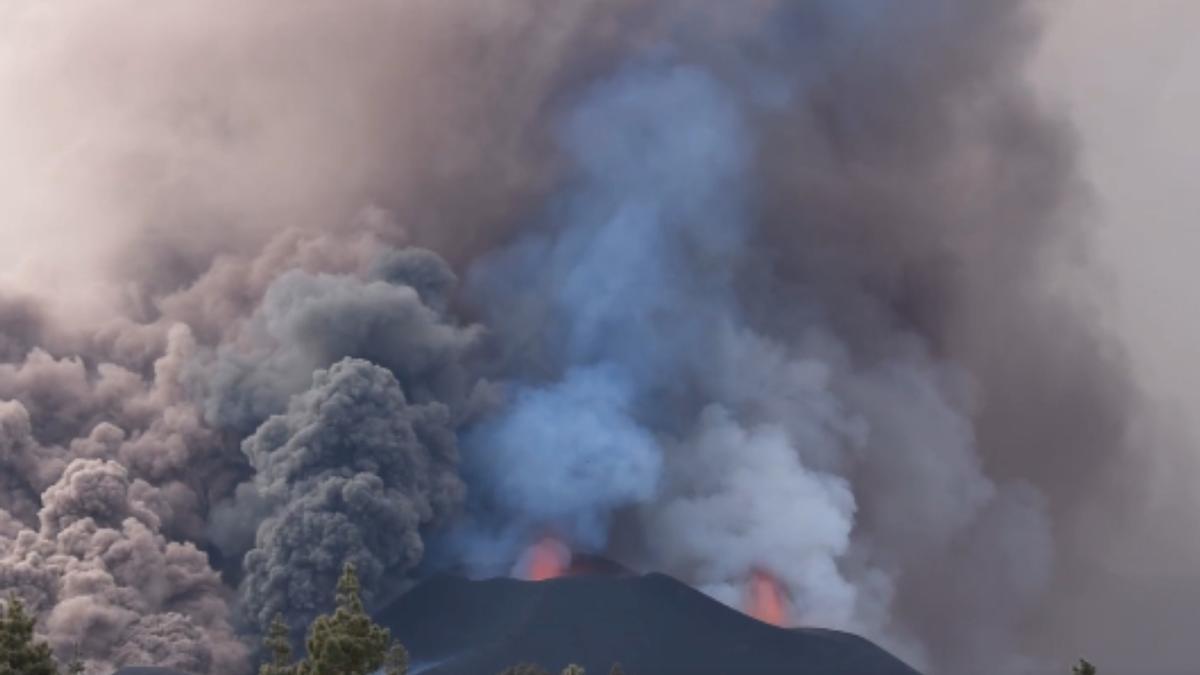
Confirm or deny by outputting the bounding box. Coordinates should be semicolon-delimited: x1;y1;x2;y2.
1033;3;1200;670
1036;0;1200;412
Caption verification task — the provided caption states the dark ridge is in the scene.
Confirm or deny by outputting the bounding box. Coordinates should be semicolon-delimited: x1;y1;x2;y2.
113;572;919;675
561;552;635;577
381;572;922;675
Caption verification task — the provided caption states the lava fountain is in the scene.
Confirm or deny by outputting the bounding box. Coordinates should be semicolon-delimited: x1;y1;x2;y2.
746;569;790;627
519;536;572;581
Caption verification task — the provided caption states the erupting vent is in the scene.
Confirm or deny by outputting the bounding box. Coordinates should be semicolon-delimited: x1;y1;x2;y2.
746;569;790;627
520;536;572;581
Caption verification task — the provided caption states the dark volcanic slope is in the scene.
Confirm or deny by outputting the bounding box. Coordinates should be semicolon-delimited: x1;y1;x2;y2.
381;573;921;675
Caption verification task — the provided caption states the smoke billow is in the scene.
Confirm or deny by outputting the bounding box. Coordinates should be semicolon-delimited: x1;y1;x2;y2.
231;357;465;633
0;459;246;673
0;1;1192;674
192;258;482;435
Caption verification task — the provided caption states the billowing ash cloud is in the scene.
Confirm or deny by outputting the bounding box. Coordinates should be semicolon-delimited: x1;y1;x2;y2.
231;358;465;632
0;400;67;527
0;459;245;675
193;254;482;435
0;1;1194;674
0;324;238;543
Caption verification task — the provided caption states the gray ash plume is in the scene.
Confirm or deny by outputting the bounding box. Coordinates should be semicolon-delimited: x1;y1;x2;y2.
228;358;466;633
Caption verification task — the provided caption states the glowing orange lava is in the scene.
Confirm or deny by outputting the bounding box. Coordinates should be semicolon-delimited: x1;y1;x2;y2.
746;569;790;626
522;536;572;581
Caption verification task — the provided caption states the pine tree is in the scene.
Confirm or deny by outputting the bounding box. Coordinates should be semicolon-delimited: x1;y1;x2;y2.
384;641;410;675
260;613;297;675
1072;659;1097;675
299;562;392;675
0;594;58;675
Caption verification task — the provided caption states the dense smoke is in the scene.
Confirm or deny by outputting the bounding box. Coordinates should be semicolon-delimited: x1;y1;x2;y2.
0;458;245;673
0;1;1192;674
231;357;465;632
192;256;483;435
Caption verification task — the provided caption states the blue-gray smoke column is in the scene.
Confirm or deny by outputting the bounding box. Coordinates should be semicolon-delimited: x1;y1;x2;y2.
460;62;747;551
451;6;1062;673
458;53;916;648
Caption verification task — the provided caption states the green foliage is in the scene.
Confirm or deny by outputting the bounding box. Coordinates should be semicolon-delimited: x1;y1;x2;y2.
1072;658;1097;675
260;614;297;675
258;563;408;675
561;666;585;675
0;595;58;675
384;642;410;675
300;563;393;675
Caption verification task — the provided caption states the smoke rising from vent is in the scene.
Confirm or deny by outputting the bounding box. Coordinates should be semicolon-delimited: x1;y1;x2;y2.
0;1;1192;674
232;357;466;633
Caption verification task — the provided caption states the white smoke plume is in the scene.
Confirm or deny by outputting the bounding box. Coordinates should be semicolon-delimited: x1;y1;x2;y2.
0;1;1193;674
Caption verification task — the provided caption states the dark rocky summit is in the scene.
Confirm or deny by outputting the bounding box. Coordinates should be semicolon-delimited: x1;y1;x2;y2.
382;573;922;675
115;572;921;675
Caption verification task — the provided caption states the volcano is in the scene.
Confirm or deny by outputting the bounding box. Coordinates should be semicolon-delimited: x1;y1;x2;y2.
113;570;920;675
380;572;921;675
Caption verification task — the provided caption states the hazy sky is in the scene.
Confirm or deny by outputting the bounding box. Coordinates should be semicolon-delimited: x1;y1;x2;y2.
1036;0;1200;412
1033;5;1200;671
